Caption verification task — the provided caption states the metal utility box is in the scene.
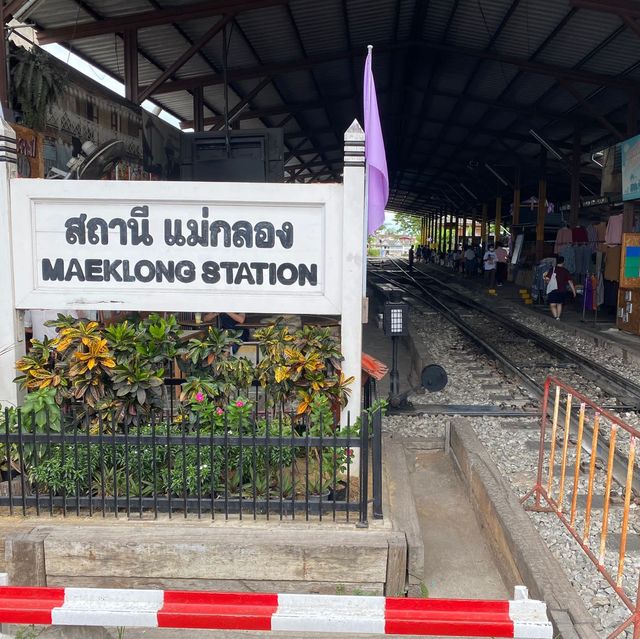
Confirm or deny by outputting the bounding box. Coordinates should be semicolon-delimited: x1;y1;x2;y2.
180;129;284;183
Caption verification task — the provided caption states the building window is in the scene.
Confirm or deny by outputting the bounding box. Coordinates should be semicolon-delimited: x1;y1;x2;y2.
86;99;98;123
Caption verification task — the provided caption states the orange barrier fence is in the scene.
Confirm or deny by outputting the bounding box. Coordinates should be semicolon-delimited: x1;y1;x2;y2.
522;375;640;639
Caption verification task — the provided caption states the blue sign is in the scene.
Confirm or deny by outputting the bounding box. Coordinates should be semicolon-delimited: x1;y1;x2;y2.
621;134;640;201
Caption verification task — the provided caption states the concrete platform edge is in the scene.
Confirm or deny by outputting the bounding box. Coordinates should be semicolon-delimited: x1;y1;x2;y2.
526;310;640;367
449;418;600;639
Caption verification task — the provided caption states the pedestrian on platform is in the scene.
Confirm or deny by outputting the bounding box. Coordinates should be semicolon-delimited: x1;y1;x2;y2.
544;256;576;320
408;244;415;272
464;245;476;278
495;242;509;287
483;245;497;289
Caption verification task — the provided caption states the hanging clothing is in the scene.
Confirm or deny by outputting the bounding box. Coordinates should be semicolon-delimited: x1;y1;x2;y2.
572;226;588;244
587;224;598;251
604;245;621;281
532;259;555;301
596;272;605;307
559;245;576;274
584;275;594;312
575;245;593;278
605;213;624;246
554;227;573;254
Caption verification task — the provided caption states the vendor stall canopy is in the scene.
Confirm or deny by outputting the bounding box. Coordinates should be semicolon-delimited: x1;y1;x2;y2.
11;0;640;213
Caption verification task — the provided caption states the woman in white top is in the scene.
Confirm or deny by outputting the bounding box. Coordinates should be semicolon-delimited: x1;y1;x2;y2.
483;245;497;289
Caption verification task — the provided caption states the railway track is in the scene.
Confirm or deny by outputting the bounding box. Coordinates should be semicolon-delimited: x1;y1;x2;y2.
371;259;640;409
369;258;640;494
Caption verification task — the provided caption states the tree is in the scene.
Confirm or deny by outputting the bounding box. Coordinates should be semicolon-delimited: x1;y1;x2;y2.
392;214;422;242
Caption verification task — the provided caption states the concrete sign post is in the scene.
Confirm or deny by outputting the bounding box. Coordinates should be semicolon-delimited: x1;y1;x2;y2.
1;118;367;420
0;120;23;407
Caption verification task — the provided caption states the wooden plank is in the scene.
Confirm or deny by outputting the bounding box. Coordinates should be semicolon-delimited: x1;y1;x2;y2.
382;436;424;584
43;526;389;583
47;575;384;595
385;533;407;597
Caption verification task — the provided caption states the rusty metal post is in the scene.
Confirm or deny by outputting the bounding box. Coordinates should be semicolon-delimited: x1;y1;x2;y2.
124;29;139;104
624;95;638;233
193;86;204;132
536;149;547;262
570;126;581;227
534;378;552;509
481;203;488;247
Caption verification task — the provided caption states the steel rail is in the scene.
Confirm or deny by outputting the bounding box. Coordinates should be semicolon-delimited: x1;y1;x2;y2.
388;261;640;406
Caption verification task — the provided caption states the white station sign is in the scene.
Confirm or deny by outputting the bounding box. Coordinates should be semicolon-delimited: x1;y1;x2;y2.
10;179;344;314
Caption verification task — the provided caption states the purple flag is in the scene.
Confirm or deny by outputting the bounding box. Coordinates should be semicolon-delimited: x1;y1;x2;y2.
363;46;389;236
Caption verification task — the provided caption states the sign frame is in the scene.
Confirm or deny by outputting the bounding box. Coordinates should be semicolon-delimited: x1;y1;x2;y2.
10;179;344;315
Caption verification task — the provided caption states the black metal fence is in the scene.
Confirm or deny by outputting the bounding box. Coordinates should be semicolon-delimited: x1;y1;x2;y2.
0;400;383;526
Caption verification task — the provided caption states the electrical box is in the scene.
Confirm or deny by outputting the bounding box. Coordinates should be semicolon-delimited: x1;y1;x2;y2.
180;129;284;183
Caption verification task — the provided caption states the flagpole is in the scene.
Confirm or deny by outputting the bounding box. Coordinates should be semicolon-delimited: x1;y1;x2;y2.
362;45;372;297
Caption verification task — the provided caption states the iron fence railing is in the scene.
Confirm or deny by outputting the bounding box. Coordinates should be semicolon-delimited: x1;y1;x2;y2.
522;376;640;639
0;398;382;526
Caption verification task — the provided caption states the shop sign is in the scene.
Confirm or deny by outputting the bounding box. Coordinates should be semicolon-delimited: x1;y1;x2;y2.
10;179;344;315
621;135;640;201
10;123;44;178
558;195;611;211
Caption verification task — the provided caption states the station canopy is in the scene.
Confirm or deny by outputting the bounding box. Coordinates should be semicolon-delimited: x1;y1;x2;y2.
16;0;640;215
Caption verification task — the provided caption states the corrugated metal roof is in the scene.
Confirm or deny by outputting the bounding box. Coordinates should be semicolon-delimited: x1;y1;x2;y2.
23;0;640;208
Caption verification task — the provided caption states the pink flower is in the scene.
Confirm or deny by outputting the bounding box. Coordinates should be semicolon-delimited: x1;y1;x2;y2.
195;392;204;402
236;400;244;407
216;407;224;416
347;448;354;458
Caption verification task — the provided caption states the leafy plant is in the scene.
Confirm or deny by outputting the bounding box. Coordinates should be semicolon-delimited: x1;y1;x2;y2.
109;360;164;428
104;321;138;364
11;45;66;129
21;387;61;432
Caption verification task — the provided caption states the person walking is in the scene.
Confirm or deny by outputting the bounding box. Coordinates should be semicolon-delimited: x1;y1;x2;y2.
483;245;497;289
464;245;476;278
544;256;576;320
495;242;509;287
408;244;415;273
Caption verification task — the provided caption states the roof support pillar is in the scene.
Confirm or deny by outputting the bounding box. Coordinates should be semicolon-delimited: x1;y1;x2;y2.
536;149;548;262
124;29;139;104
451;213;460;252
624;95;639;233
193;86;205;132
512;166;521;230
495;197;502;245
461;212;468;247
570;126;581;227
436;211;442;253
481;203;488;247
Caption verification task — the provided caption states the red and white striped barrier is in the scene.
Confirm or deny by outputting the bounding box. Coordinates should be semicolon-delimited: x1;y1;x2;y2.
0;585;552;638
